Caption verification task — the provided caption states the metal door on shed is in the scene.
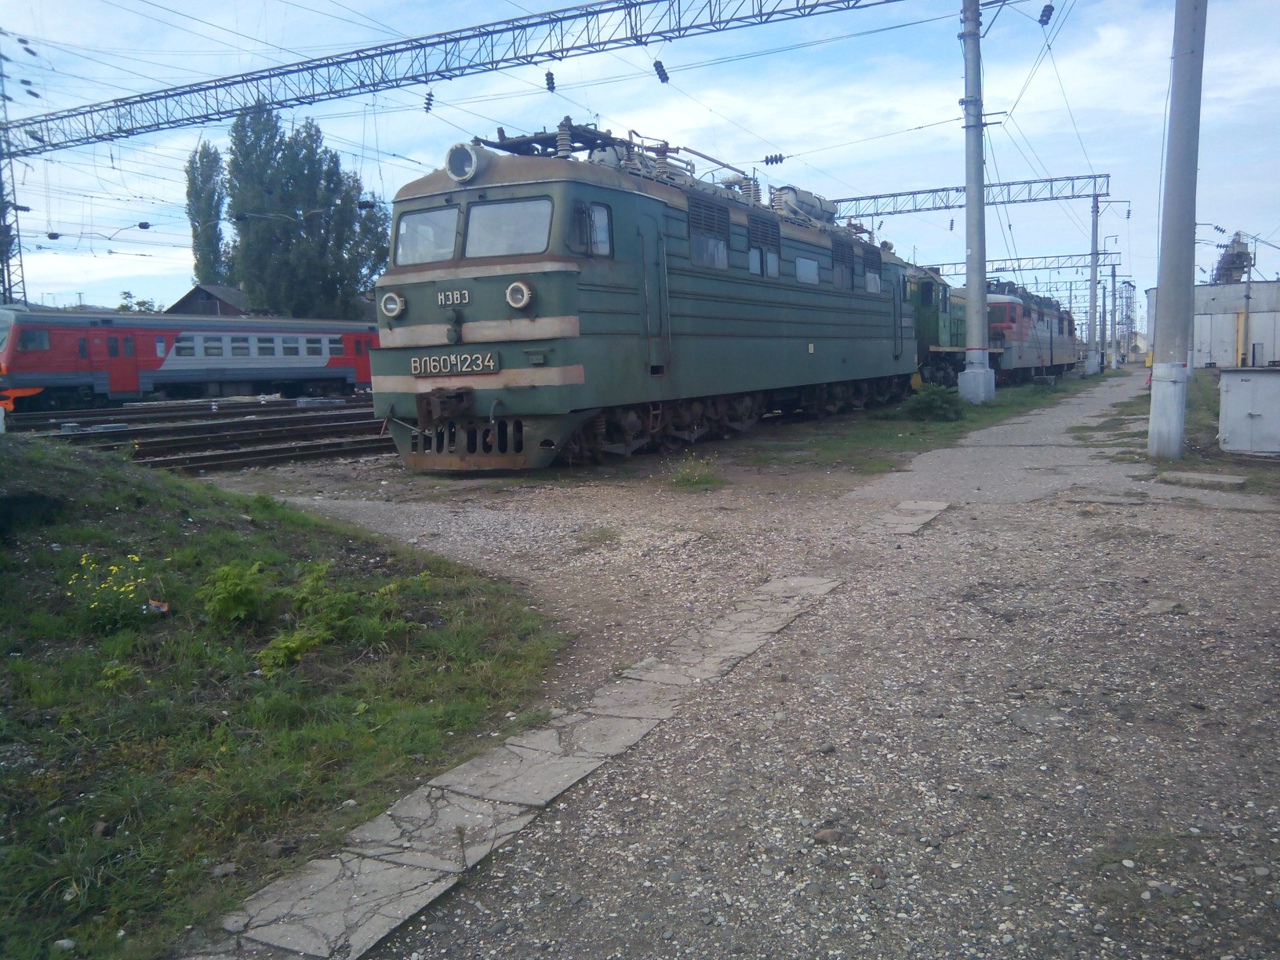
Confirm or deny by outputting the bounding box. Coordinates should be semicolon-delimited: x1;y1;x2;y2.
1219;369;1280;454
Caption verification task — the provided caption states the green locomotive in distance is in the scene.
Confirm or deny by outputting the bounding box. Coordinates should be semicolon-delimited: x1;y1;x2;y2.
372;118;917;471
908;266;1081;387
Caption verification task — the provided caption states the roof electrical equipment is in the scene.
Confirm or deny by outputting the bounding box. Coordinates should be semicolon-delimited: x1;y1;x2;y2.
763;153;784;166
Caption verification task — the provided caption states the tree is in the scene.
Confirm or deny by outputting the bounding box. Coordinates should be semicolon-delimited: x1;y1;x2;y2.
204;104;389;320
184;142;229;285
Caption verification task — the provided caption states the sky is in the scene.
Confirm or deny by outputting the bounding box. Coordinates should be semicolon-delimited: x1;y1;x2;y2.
2;0;1278;332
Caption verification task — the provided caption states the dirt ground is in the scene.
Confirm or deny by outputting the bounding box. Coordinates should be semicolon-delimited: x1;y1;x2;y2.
211;378;1280;960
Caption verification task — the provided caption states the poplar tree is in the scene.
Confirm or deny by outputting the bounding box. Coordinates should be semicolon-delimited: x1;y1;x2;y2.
184;142;229;285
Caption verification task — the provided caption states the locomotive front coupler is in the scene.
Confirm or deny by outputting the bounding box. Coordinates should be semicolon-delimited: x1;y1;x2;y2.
417;387;475;425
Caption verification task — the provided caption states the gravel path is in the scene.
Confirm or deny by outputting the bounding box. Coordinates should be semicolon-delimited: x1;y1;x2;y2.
215;373;1280;959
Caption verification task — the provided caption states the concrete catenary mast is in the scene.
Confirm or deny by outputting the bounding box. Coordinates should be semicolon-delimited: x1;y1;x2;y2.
958;0;996;404
1149;0;1209;459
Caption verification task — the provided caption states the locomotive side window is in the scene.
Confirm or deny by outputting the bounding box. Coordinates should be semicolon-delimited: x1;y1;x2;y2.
231;337;250;357
18;328;50;351
688;198;729;270
832;237;855;290
256;337;276;357
306;338;323;357
396;206;459;265
108;337;119;358
282;337;300;357
748;217;780;279
329;337;345;356
175;336;195;357
796;258;820;285
589;204;612;256
464;198;553;258
202;336;224;357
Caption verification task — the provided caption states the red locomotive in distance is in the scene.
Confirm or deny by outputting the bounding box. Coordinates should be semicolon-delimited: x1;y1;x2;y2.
0;306;379;413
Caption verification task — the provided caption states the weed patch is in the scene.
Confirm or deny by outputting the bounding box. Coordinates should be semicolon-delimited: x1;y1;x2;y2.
0;435;561;960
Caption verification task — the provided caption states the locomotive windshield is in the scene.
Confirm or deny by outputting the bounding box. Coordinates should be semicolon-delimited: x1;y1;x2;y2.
0;312;11;353
396;207;459;265
464;198;552;258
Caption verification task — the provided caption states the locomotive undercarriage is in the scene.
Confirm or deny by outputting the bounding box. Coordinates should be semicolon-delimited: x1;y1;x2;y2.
559;374;908;465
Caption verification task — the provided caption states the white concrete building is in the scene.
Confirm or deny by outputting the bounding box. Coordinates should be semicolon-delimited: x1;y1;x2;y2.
1147;280;1280;368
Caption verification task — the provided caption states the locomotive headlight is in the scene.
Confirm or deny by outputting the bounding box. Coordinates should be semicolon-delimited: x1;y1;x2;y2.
505;280;534;310
445;143;489;183
380;291;406;319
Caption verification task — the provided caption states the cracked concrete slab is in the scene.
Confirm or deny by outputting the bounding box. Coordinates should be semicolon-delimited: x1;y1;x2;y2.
345;790;534;873
857;499;950;535
427;746;606;808
224;854;456;959
584;677;686;719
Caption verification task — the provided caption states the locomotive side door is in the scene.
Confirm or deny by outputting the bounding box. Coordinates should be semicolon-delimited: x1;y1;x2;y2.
636;210;670;374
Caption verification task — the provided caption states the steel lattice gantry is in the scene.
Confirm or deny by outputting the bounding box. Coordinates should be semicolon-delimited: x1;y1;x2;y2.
927;251;1123;276
832;174;1110;218
3;0;902;159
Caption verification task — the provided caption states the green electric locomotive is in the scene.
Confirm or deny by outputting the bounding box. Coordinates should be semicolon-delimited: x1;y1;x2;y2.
371;118;917;470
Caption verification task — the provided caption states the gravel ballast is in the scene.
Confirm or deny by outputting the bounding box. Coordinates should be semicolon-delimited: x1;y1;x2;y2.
213;373;1280;959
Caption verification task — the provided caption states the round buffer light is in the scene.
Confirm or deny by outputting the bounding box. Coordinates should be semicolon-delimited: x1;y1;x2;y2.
505;280;534;310
445;142;488;183
380;291;406;319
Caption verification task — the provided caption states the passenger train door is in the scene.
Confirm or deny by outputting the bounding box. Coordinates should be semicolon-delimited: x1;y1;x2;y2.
636;212;670;375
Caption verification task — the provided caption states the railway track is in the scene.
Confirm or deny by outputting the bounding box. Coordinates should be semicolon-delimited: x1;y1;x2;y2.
13;398;396;471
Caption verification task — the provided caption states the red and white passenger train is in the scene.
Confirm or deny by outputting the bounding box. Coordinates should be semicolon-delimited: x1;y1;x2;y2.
0;307;379;412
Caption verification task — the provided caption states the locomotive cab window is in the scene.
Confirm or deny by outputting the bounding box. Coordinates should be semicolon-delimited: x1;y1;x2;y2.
464;198;553;258
748;216;780;278
155;336;166;358
18;328;50;351
571;201;613;256
688;198;729;270
396;206;459;265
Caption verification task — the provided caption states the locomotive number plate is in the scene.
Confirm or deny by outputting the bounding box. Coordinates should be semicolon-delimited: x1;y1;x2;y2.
437;289;470;306
411;351;501;376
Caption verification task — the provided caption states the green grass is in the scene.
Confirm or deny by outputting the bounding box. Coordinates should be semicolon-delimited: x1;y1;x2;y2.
664;451;728;491
0;436;563;960
728;375;1109;472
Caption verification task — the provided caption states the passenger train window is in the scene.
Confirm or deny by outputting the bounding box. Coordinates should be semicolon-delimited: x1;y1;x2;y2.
396;206;459;265
155;337;166;358
282;337;300;357
18;329;50;350
202;336;224;357
748;217;780;279
257;337;276;357
231;337;250;357
175;336;195;357
80;338;90;359
306;338;323;357
465;198;553;258
108;337;119;358
796;258;820;285
329;337;344;356
355;341;364;356
688;197;729;270
124;337;134;358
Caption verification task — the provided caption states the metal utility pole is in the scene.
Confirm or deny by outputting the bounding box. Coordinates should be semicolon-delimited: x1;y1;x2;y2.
1150;0;1208;459
958;0;994;404
0;64;25;304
